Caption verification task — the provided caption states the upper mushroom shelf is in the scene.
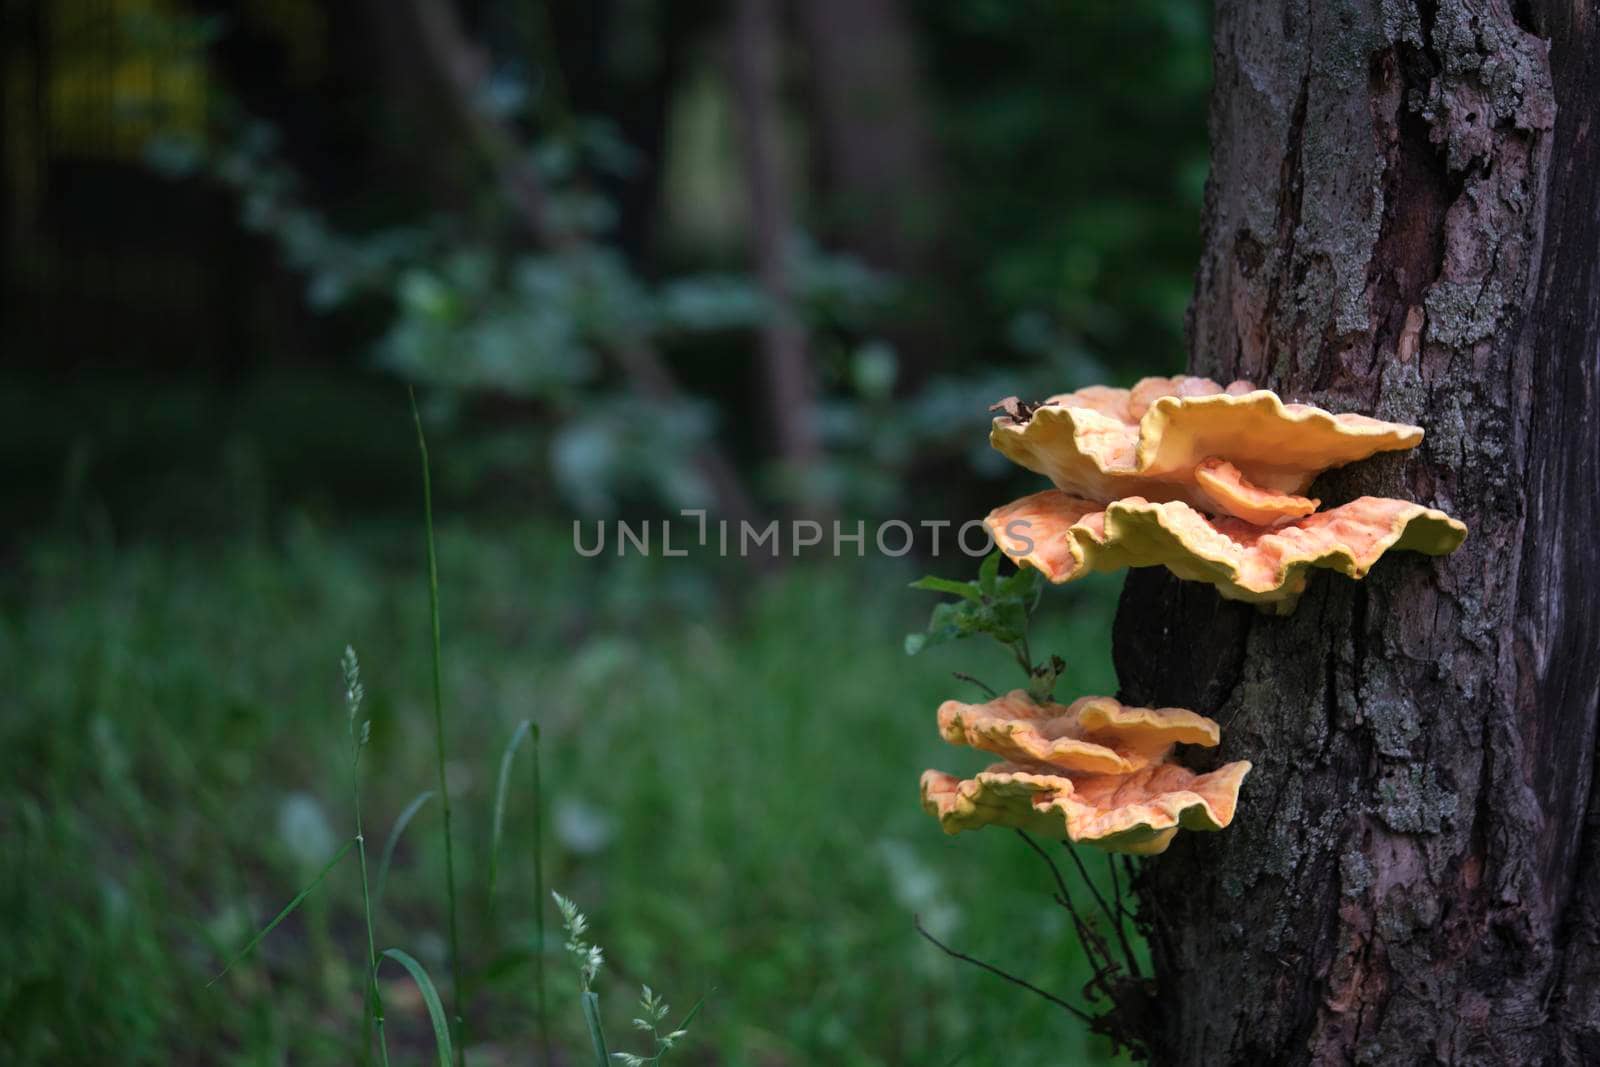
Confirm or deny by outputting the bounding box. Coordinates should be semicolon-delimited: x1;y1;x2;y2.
989;375;1425;522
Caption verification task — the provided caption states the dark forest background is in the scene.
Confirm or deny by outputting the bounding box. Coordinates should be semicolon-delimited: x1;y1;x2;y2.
1;2;1211;1063
2;0;1209;532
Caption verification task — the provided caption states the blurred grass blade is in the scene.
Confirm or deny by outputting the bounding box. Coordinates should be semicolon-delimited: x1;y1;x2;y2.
411;387;465;1065
531;723;549;1063
374;789;435;915
207;837;353;986
675;996;706;1032
580;990;609;1067
487;719;533;907
665;996;706;1058
483;717;549;1058
380;948;454;1067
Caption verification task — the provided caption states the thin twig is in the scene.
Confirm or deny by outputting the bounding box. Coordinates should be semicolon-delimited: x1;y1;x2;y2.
1119;854;1142;926
913;915;1093;1024
1107;853;1138;926
1016;831;1074;914
952;672;998;699
1016;832;1107;966
1105;854;1142;978
1061;842;1142;981
1013;635;1035;681
1014;832;1126;1010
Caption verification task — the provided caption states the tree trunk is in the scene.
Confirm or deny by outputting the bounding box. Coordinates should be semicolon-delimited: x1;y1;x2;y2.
730;0;828;512
795;0;947;390
794;0;940;277
1112;2;1600;1064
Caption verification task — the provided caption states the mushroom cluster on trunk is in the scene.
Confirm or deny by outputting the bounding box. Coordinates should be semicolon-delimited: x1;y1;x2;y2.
919;376;1468;853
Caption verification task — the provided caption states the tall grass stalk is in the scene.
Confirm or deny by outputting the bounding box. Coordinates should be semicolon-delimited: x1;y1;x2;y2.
531;723;548;1062
486;720;549;1059
344;646;390;1067
411;390;465;1065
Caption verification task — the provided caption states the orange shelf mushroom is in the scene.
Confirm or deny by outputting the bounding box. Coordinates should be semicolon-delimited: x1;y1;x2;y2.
916;377;1467;856
922;690;1251;854
937;690;1220;774
985;489;1467;613
1193;457;1319;526
989;375;1424;523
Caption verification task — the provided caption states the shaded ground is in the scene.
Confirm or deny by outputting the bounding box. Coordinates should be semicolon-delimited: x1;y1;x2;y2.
1;517;1129;1065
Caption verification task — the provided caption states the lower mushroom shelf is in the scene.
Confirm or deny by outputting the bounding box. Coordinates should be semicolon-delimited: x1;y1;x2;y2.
921;760;1252;856
921;691;1251;855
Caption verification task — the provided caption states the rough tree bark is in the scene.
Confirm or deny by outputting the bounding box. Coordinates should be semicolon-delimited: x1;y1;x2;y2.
1112;2;1600;1064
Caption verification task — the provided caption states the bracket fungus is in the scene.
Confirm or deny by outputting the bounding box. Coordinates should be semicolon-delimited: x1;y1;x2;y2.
937;690;1220;775
914;377;1464;860
989;375;1425;522
922;691;1250;854
983;375;1468;611
986;489;1467;612
1193;457;1319;526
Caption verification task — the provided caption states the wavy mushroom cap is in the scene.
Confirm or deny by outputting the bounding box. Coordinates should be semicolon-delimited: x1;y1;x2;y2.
986;489;1467;613
938;690;1220;775
1193;457;1319;526
989;376;1424;520
920;759;1252;856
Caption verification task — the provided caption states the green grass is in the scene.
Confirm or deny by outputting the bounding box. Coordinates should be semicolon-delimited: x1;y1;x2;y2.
0;518;1132;1065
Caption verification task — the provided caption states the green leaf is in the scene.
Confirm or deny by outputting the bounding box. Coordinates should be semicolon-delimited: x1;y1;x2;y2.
207;838;354;986
902;556;1051;683
997;564;1043;600
989;599;1030;647
978;551;1001;596
379;948;453;1067
908;575;982;602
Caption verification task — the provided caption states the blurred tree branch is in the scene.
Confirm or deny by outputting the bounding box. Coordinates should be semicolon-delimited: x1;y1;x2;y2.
399;0;760;527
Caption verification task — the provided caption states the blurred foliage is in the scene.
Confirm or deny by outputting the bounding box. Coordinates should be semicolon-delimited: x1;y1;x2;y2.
144;102;902;514
3;3;1211;1060
104;0;1209;522
923;0;1212;373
